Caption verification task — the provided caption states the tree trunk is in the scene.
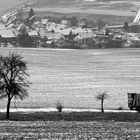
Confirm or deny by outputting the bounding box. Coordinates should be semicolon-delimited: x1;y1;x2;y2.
7;99;11;120
101;100;104;113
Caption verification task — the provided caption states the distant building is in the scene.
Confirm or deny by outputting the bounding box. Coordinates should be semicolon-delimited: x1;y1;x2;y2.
41;19;48;25
16;23;28;35
61;20;70;28
0;29;17;45
78;19;86;28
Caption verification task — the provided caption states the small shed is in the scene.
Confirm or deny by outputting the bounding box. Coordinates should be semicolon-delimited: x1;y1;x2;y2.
128;93;140;110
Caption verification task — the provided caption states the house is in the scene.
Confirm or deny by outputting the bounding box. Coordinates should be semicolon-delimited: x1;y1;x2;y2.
27;29;40;45
0;24;7;30
61;20;70;28
41;19;48;25
16;23;28;35
28;30;39;37
58;28;72;36
74;28;95;40
78;19;86;28
5;16;17;27
46;32;64;41
0;29;17;44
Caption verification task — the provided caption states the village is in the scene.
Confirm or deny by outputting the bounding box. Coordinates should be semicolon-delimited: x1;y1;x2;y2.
2;1;140;139
0;7;140;49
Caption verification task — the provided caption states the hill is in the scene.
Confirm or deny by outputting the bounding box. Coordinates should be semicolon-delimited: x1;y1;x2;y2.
32;0;140;16
24;0;140;25
0;0;30;15
0;48;140;110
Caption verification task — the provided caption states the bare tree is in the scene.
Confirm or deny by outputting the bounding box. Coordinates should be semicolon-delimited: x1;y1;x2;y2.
0;53;30;120
96;91;109;113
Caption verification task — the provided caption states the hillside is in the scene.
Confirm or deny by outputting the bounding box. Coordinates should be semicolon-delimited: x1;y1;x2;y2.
0;0;30;15
32;0;140;16
0;0;138;25
0;48;140;110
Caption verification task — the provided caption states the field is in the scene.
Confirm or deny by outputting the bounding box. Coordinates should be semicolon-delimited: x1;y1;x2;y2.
25;0;140;25
32;0;140;16
0;48;140;110
23;10;131;26
0;0;139;17
0;0;137;25
0;0;30;15
0;120;140;139
1;111;140;139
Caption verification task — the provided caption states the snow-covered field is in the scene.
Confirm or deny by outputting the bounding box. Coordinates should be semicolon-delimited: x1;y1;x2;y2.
0;48;140;110
32;0;140;16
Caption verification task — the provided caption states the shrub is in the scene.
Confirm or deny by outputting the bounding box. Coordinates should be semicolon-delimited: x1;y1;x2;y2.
117;106;123;110
56;102;63;112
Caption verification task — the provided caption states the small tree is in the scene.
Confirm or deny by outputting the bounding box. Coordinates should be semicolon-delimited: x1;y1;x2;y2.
124;21;129;30
18;33;33;47
56;102;63;112
64;31;78;48
0;53;30;120
29;8;35;18
96;19;107;30
25;8;35;27
69;16;78;27
96;91;109;113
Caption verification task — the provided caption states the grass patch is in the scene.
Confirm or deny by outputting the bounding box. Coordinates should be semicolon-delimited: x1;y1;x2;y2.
1;112;140;139
1;111;140;122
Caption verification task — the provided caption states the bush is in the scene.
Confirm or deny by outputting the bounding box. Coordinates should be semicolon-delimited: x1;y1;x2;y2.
18;34;33;47
117;106;123;110
56;102;63;112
